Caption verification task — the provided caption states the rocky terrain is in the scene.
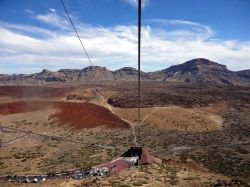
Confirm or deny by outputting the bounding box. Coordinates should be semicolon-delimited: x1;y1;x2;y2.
148;58;247;85
236;69;250;81
0;81;249;186
1;58;249;85
0;58;250;186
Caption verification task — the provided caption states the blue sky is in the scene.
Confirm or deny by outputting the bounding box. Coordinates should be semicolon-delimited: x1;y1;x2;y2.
0;0;250;74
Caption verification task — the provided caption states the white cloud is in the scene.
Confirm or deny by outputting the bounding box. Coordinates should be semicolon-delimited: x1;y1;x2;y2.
49;8;57;13
25;9;34;14
35;12;69;29
122;0;149;8
0;14;250;74
149;19;213;40
0;21;56;37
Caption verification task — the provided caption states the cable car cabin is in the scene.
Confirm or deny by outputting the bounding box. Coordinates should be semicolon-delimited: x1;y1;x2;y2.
121;147;142;158
120;147;142;166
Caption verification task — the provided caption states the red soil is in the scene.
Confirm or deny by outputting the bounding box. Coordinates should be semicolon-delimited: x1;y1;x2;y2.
0;101;52;115
0;101;129;129
0;86;73;98
52;102;129;129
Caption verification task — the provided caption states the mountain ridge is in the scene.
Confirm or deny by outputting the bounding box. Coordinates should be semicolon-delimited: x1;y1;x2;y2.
1;58;249;85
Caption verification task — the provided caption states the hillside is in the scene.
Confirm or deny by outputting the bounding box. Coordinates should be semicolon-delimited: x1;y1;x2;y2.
236;69;250;81
149;58;247;85
0;58;249;85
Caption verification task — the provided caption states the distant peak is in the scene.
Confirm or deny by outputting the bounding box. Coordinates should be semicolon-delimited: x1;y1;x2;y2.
82;66;107;71
116;67;138;71
40;69;52;74
193;58;210;61
185;58;225;67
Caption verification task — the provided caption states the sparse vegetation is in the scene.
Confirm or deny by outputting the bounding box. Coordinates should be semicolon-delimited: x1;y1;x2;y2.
0;83;249;186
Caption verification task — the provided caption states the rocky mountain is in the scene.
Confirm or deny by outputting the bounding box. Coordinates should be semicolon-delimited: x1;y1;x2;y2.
149;58;245;85
0;58;249;85
58;66;114;81
114;67;148;80
236;69;250;81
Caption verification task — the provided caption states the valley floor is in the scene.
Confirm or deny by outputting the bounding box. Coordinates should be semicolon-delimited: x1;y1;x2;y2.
0;82;249;186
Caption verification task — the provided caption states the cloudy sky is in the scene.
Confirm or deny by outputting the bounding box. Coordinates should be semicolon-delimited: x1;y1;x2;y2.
0;0;250;74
